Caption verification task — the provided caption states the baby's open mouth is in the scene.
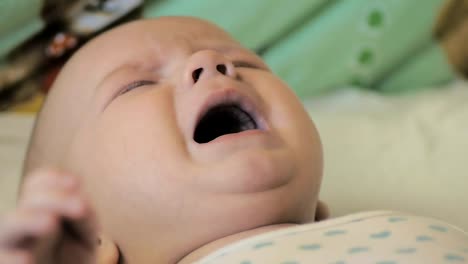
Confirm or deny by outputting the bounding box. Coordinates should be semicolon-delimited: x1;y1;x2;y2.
193;103;258;144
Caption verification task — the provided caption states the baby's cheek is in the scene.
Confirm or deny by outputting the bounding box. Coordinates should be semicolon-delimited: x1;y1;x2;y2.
260;76;323;200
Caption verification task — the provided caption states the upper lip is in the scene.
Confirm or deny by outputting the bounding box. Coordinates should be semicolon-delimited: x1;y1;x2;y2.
191;88;267;140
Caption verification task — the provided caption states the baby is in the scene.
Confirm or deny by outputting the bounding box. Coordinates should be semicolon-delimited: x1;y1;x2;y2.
0;17;466;264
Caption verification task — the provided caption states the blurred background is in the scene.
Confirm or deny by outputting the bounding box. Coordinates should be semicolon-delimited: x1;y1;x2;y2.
0;0;467;229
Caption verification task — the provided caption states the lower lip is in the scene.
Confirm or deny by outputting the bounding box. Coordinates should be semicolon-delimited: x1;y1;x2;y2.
209;129;265;143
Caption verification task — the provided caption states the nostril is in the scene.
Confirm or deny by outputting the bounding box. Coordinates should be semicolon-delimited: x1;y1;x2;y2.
192;68;203;83
216;64;227;75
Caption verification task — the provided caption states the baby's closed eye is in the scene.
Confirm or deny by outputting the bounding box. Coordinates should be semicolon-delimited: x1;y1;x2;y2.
233;61;266;71
119;80;156;95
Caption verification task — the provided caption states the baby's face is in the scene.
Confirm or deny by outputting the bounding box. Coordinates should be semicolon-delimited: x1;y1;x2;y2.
52;17;322;262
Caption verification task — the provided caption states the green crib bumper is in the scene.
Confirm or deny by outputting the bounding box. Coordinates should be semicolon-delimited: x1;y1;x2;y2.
262;0;449;98
143;0;329;51
377;43;455;94
0;0;44;58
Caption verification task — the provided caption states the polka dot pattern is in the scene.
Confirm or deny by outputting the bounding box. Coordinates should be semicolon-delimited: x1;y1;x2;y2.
416;235;433;242
367;9;384;28
298;244;321;251
388;217;407;223
348;247;370;254
358;48;374;65
347;2;392;88
324;229;347;236
370;230;391;239
253;241;274;249
444;253;465;262
395;247;417;254
198;212;468;264
429;225;448;232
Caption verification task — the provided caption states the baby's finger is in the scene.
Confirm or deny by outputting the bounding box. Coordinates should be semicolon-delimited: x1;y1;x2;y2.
21;192;97;250
20;169;78;198
0;211;55;248
62;203;98;250
0;249;32;264
20;191;86;220
60;221;96;251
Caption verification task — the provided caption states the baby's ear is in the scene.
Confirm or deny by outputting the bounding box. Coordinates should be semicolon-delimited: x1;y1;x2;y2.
96;234;120;264
314;200;330;221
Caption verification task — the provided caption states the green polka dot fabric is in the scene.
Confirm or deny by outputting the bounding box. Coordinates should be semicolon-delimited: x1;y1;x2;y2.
262;0;453;97
196;211;468;264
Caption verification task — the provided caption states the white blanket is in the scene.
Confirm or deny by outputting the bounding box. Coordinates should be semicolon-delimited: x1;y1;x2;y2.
306;80;468;230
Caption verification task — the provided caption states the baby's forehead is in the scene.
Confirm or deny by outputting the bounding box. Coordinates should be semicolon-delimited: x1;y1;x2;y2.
78;17;237;57
59;18;238;81
52;18;237;96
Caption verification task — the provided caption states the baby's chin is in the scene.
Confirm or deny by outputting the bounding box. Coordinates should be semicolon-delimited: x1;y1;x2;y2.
191;144;298;194
186;115;298;193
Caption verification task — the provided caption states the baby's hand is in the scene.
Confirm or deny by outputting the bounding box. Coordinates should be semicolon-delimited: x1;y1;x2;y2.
0;169;97;264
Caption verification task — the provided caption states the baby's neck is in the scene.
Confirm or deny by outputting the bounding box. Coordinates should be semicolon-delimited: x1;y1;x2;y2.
177;223;298;264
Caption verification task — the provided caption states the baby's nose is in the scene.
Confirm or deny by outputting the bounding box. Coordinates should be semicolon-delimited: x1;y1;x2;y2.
183;50;236;87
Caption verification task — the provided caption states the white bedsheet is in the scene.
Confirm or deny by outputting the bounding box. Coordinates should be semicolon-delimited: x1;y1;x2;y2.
306;80;468;230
